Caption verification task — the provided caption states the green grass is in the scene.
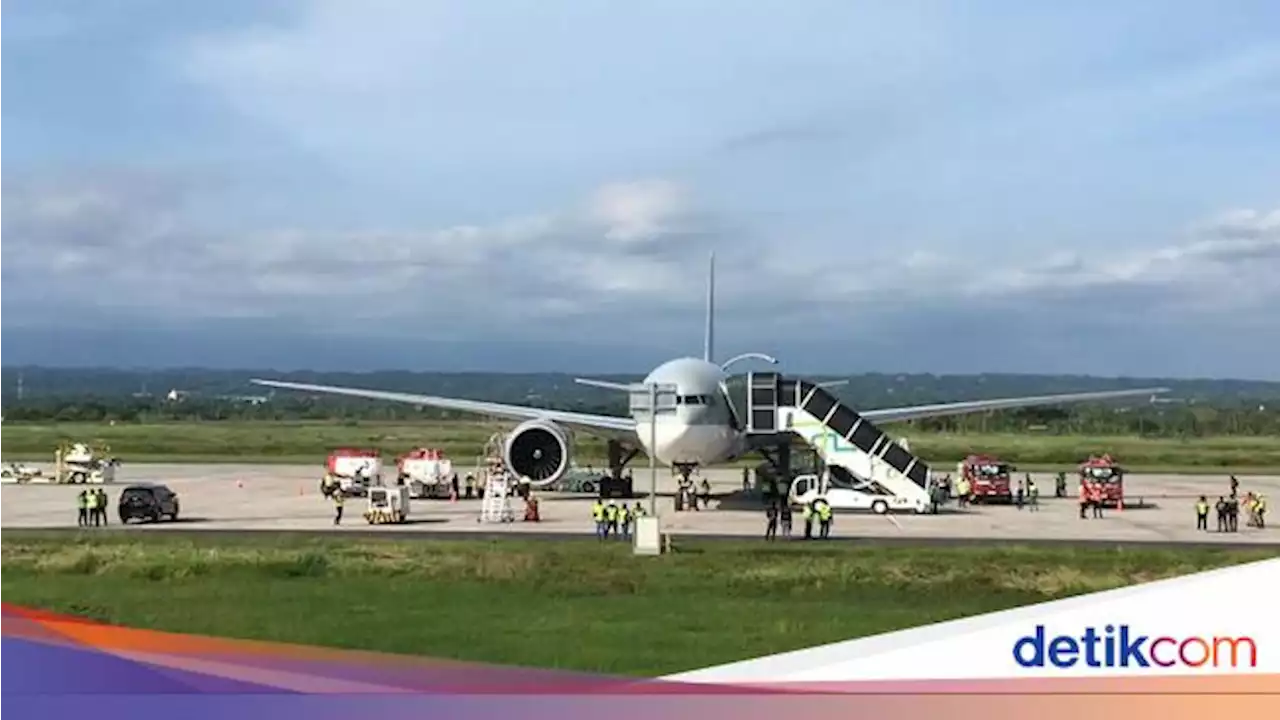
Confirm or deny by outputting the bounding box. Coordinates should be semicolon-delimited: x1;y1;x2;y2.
4;421;1280;472
2;532;1274;676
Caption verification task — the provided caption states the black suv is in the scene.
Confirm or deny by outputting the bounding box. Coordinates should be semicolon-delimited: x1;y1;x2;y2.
118;483;181;523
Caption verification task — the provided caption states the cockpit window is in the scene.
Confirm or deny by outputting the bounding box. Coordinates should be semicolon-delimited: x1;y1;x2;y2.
676;395;712;406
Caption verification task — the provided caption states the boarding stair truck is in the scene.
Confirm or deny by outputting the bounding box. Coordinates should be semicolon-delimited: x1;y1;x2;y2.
55;442;120;484
364;485;411;524
745;372;933;514
325;448;381;497
958;454;1014;504
1079;454;1135;508
396;448;455;499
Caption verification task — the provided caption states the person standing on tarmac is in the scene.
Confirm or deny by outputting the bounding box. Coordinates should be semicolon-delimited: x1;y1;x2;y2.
76;490;88;527
97;488;109;525
591;498;606;540
699;478;712;510
1227;495;1240;532
618;503;631;541
1078;483;1090;519
779;502;793;539
1014;480;1025;510
332;489;345;525
1195;496;1210;531
605;500;619;538
1215;497;1228;532
85;489;101;527
816;499;833;539
764;503;779;541
1090;485;1105;519
1027;480;1039;511
802;501;815;539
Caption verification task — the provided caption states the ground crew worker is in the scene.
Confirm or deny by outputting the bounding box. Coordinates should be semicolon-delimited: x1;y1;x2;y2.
591;499;606;539
765;503;779;541
816;498;833;539
1195;495;1210;531
97;488;109;525
1215;497;1228;532
618;503;631;540
1055;472;1067;498
1226;495;1240;532
1078;483;1090;519
604;500;619;537
779;502;793;539
802;501;815;539
699;478;712;510
1229;475;1239;498
956;476;970;507
1256;495;1267;529
631;501;646;520
76;490;88;527
1027;480;1039;511
332;489;345;525
85;488;101;527
742;467;751;492
1090;484;1105;518
1014;480;1025;510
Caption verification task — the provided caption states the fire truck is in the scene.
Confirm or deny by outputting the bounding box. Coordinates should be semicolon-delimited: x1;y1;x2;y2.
1079;454;1126;508
324;448;381;497
958;454;1014;503
395;448;456;499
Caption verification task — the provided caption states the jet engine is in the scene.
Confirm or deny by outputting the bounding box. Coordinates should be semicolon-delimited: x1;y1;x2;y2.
503;419;572;487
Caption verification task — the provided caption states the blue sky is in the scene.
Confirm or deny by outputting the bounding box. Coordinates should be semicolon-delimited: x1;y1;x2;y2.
4;1;1279;378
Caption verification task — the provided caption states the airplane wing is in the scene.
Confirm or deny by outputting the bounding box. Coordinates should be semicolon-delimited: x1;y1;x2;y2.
859;387;1169;425
250;379;637;438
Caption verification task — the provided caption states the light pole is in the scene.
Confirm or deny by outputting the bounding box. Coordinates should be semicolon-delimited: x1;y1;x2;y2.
634;381;678;555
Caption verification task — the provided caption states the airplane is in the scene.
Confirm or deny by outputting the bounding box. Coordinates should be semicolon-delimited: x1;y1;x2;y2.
252;254;1168;490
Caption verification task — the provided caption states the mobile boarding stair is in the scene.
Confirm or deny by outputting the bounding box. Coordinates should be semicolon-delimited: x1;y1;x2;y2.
745;372;933;513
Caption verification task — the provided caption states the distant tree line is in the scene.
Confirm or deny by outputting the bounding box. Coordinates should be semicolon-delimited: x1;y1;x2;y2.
3;394;1279;437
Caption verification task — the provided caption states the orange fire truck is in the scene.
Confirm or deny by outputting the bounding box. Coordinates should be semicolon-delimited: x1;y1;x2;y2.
1079;454;1125;508
958;454;1014;504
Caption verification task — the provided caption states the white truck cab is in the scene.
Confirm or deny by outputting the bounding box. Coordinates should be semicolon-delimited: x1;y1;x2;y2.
789;469;928;515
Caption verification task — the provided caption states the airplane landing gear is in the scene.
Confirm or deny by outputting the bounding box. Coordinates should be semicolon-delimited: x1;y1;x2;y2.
601;439;640;499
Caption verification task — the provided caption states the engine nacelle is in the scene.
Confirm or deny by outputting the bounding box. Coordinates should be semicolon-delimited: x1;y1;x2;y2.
503;419;573;487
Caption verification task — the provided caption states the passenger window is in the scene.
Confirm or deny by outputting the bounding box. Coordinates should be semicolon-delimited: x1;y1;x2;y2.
795;479;809;495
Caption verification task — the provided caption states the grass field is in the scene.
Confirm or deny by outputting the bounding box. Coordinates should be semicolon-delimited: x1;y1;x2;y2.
2;532;1272;676
4;421;1280;472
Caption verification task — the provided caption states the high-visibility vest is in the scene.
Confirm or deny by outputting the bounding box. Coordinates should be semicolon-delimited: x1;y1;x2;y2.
605;505;618;521
592;503;604;520
817;503;832;521
1196;502;1209;515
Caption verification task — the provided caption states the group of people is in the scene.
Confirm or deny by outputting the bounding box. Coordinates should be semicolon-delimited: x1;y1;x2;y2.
75;488;111;527
591;498;647;540
764;498;832;540
1195;477;1268;532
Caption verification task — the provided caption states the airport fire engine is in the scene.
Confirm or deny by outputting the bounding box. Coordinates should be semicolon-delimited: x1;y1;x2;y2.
324;448;381;497
958;454;1014;503
395;448;456;499
1079;454;1126;508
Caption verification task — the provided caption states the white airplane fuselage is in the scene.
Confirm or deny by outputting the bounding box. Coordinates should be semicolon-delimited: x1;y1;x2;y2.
629;356;746;468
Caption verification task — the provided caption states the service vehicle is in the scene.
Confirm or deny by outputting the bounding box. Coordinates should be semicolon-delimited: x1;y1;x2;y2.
958;454;1014;504
395;447;455;499
118;483;181;523
326;448;381;497
1079;454;1129;508
788;469;929;515
56;442;120;484
1;462;44;483
364;486;411;524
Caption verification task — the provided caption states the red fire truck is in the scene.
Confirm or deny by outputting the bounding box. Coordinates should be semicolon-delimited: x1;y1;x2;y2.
1079;454;1125;508
959;454;1014;504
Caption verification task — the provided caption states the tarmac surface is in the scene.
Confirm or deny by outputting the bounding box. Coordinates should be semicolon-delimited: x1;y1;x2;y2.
3;464;1278;550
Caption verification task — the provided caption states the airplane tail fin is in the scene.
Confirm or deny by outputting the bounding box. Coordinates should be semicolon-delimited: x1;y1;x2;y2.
704;251;715;363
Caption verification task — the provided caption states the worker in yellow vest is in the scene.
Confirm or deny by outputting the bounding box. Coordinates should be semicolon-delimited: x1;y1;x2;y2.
816;498;833;539
1195;496;1210;531
332;489;345;525
591;499;606;539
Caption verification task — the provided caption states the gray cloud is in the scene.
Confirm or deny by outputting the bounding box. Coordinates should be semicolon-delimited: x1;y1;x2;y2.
3;170;1278;377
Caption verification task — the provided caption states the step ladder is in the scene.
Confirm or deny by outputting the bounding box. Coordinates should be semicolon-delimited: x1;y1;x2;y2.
479;474;515;523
